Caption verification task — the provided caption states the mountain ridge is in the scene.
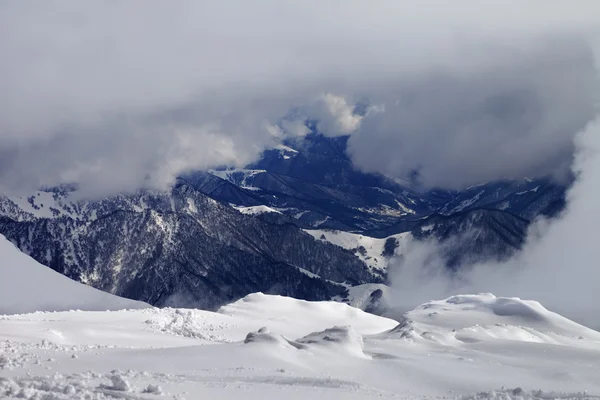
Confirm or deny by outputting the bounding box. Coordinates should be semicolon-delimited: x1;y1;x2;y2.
0;134;568;310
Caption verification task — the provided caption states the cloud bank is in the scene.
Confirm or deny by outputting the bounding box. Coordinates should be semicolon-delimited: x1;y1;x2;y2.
348;39;597;188
1;1;599;194
389;95;600;326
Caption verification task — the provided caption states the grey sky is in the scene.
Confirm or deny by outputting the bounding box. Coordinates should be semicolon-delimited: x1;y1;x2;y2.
1;1;599;194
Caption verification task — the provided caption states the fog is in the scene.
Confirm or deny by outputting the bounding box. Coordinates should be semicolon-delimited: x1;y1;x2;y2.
1;1;599;195
390;101;600;327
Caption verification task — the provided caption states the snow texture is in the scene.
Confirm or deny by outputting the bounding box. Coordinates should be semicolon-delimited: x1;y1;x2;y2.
1;289;600;399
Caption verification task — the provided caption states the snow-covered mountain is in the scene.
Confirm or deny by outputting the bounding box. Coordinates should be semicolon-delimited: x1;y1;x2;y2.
0;133;567;311
195;133;567;272
0;234;148;314
1;292;599;399
191;134;438;232
194;134;566;234
0;182;379;310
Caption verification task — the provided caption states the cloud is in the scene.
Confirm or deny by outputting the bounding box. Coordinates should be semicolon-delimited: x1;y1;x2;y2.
316;94;363;135
348;38;598;188
1;1;599;194
389;98;600;327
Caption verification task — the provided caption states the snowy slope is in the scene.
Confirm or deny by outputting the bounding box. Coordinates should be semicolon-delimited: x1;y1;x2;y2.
233;205;282;215
383;293;600;346
0;234;149;315
208;168;267;191
0;190;82;221
343;283;391;310
304;229;411;271
1;293;599;399
219;292;396;336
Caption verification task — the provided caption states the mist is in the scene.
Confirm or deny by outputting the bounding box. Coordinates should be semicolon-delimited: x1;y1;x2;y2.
1;1;600;195
389;102;600;327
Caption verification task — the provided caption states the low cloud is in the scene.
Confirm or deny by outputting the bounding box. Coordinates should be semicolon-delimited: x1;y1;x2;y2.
1;1;599;195
348;38;598;188
389;100;600;327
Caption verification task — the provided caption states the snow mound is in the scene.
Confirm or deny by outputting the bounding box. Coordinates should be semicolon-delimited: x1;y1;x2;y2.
445;294;548;322
296;326;365;357
388;293;600;345
0;370;164;399
244;325;366;357
218;292;397;337
343;283;390;313
383;317;417;339
100;374;131;392
244;327;305;349
143;307;230;342
0;234;149;315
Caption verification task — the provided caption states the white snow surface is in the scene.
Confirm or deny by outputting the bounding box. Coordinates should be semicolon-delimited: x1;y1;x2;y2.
304;229;411;271
274;143;299;156
0;191;82;221
233;205;282;215
344;283;391;308
208;168;267;191
1;291;600;399
0;234;149;315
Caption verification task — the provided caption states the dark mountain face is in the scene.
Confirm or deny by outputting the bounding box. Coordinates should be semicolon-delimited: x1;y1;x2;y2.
435;179;567;220
188;134;443;232
190;133;567;276
0;181;383;309
189;134;566;237
0;133;568;311
411;209;530;268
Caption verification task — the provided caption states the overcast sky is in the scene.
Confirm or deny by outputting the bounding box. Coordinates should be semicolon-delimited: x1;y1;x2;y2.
1;1;599;194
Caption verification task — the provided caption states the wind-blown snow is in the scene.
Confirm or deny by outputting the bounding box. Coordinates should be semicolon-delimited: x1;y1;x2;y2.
1;292;599;399
0;234;149;315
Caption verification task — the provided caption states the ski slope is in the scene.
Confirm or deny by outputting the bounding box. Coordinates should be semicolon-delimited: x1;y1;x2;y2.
1;291;600;399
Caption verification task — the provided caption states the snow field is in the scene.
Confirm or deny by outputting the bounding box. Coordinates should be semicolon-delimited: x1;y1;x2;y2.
1;292;600;399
